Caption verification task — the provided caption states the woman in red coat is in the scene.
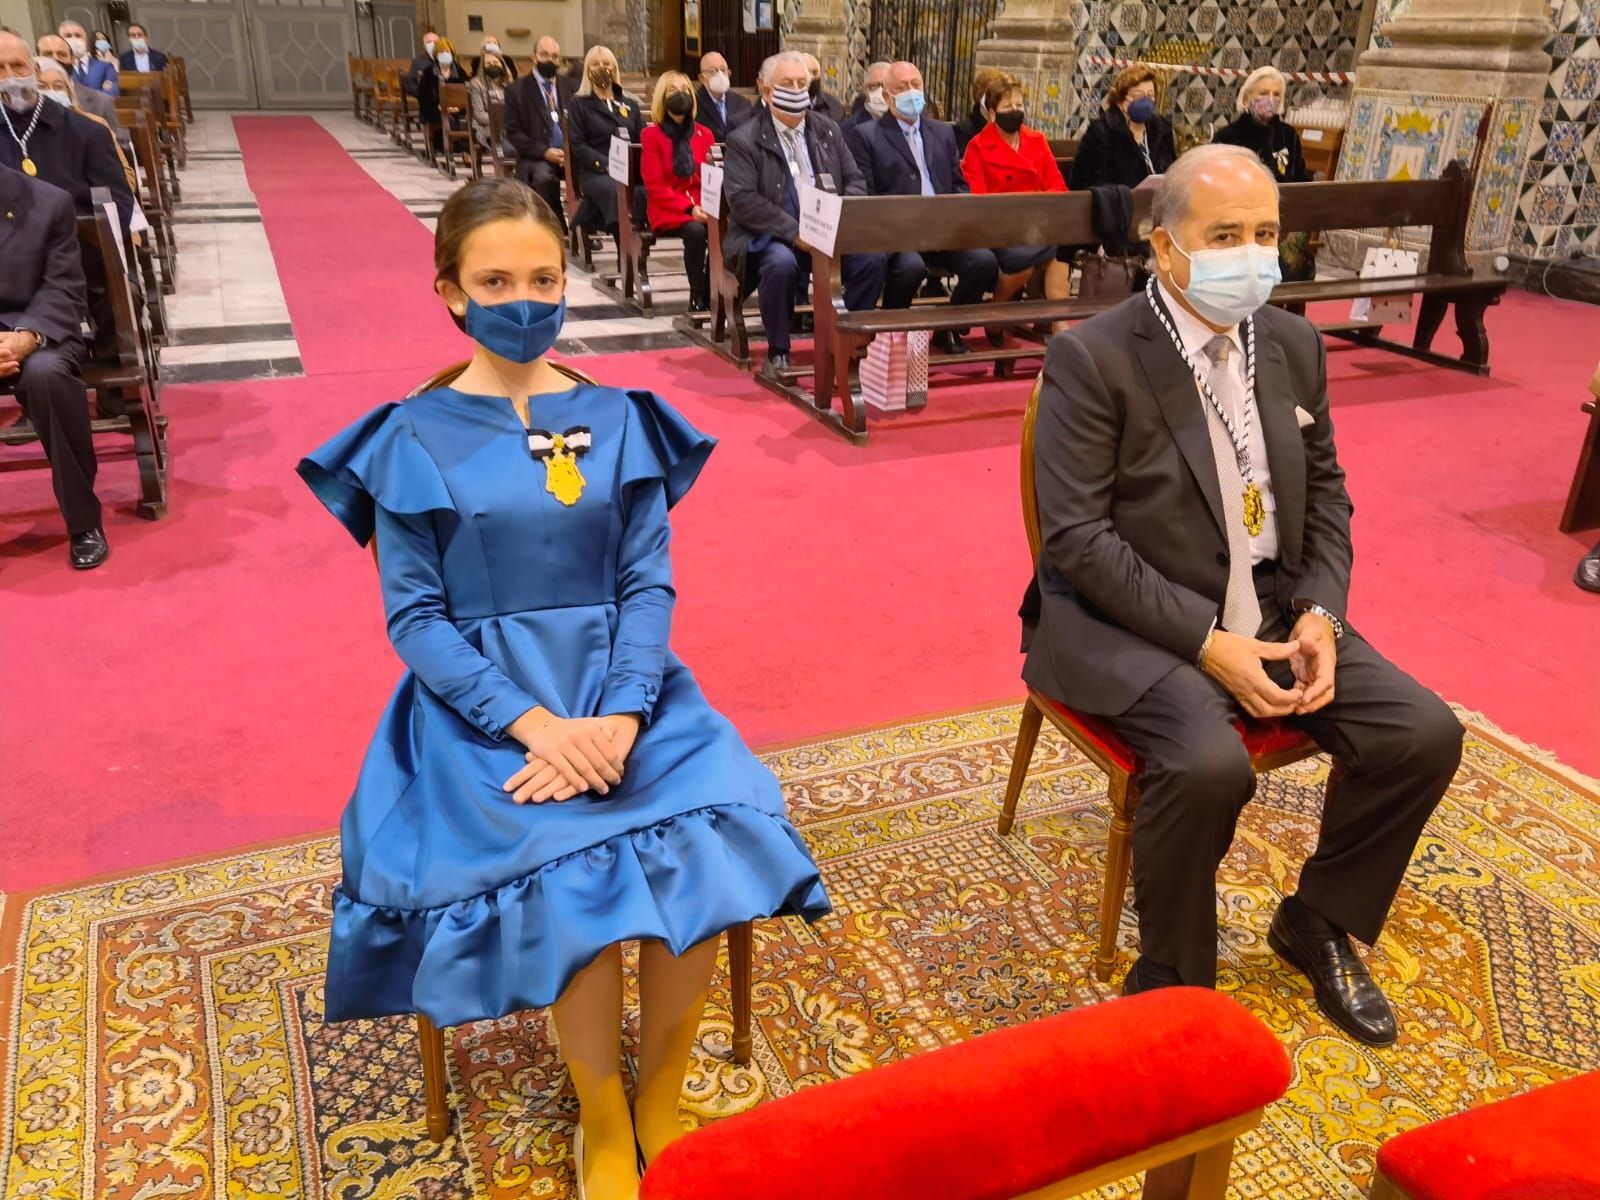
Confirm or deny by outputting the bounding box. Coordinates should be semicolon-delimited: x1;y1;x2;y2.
961;73;1072;317
641;71;715;312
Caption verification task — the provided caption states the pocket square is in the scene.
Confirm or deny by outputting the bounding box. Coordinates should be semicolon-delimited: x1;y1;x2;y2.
1294;405;1316;429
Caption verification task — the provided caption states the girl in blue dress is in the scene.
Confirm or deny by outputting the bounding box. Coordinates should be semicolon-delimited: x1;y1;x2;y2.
298;178;830;1199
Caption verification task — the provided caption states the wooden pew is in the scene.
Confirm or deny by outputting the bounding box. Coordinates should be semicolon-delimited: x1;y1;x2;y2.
560;111;599;271
171;55;194;123
1048;137;1078;181
350;54;375;122
1560;362;1600;533
0;195;168;519
606;140;687;317
473;100;517;179
437;82;475;178
118;73;182;200
116;103;177;294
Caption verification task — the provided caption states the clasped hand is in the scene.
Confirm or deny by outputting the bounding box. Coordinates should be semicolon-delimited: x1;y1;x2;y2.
503;710;641;804
1201;614;1337;718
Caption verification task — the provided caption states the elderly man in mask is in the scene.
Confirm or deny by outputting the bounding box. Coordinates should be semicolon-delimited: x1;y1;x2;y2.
36;34;129;151
693;50;751;142
843;60;889;132
56;19;117;94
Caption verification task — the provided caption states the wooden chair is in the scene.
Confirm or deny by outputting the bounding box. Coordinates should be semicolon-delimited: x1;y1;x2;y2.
437;82;474;179
118;74;182;199
997;376;1341;983
171;56;193;123
560;111;598;271
1559;362;1600;533
117;106;177;293
392;359;757;1142
472;100;516;179
1294;123;1345;182
612;140;686;317
372;63;403;140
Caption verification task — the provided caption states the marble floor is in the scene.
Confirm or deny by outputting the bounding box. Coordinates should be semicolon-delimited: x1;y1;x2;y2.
163;110;695;383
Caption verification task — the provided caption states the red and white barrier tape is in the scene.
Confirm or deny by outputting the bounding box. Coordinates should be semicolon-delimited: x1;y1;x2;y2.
1086;55;1355;85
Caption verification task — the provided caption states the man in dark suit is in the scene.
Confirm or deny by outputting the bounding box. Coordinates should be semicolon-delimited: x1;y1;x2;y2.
850;60;996;355
0;166;106;567
504;35;574;227
403;32;438;97
37;35;131;151
118;23;168;72
800;52;846;124
1022;145;1461;1045
842;60;889;132
694;50;751;143
0;36;135;232
56;20;117;95
722;50;885;382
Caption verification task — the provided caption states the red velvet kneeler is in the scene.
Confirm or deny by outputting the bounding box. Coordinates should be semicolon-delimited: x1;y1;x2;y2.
1375;1070;1600;1200
641;988;1290;1200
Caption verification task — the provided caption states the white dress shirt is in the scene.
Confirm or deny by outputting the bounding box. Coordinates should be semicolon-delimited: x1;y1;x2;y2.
134;52;151;72
1156;279;1280;563
898;116;935;196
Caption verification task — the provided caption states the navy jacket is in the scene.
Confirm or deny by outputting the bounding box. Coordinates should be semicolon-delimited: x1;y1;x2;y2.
72;56;120;95
849;111;969;196
0;102;134;233
0;166;87;346
118;47;169;71
694;85;752;143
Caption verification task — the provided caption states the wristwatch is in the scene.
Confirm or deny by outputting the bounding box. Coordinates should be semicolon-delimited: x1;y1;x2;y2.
1294;601;1345;640
15;328;45;350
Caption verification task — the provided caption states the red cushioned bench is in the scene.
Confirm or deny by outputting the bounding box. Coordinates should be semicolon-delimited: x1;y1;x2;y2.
1371;1071;1600;1200
641;988;1291;1200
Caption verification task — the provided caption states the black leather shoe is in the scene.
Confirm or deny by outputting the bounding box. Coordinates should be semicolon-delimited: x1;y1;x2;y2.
1121;956;1184;997
1268;897;1397;1046
933;330;969;355
1576;541;1600;594
69;527;110;570
793;312;814;335
759;352;791;382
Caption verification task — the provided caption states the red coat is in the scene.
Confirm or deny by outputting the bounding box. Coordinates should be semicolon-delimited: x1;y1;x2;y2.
641;121;715;231
961;121;1067;195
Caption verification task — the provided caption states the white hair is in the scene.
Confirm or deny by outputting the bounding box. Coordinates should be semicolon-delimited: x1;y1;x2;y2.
35;55;69;81
866;60;890;81
1152;144;1279;231
762;49;808;84
1237;65;1287;113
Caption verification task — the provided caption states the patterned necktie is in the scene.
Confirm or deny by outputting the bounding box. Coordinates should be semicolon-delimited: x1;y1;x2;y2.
1202;335;1262;637
781;126;811;183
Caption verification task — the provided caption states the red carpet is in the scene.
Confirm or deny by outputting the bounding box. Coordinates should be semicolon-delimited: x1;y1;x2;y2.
1;118;1595;892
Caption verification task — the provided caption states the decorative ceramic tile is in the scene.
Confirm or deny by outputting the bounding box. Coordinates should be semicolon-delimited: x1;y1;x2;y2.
1517;6;1600;256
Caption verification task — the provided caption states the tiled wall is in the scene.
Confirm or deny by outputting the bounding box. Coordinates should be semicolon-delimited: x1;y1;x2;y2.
1516;0;1600;257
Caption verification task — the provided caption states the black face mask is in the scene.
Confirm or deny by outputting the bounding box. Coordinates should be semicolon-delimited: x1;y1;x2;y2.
995;109;1025;134
485;65;505;80
665;91;692;117
807;78;821;99
536;59;558;79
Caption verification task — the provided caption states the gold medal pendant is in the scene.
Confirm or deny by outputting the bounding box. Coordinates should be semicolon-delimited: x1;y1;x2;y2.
21;157;37;177
1242;482;1266;537
528;427;593;507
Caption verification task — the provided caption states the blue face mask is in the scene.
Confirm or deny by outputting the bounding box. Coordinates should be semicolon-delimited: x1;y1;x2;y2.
1169;238;1281;326
1127;97;1157;124
893;88;925;120
464;297;566;362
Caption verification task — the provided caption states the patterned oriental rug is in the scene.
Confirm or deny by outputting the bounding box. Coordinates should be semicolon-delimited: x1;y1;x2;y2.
3;706;1597;1199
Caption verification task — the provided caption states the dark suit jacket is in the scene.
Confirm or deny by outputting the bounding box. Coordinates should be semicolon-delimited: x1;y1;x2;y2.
694;85;752;143
953;103;986;156
721;108;866;275
72;57;119;95
1069;109;1178;191
505;72;577;165
0;167;87;346
1021;294;1353;715
0;103;134;233
403;51;433;96
118;47;169;71
850;112;969;196
568;92;645;177
810;89;845;124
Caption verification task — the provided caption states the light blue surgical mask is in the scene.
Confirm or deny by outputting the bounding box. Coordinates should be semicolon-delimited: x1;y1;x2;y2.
1169;237;1281;326
464;297;566;363
437;51;453;68
893;88;925;120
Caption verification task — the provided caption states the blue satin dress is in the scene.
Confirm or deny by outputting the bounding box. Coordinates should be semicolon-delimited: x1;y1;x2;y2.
297;383;831;1027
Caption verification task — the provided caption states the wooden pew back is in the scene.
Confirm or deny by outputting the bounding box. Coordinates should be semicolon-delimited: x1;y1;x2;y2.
831;190;1147;258
1274;160;1473;275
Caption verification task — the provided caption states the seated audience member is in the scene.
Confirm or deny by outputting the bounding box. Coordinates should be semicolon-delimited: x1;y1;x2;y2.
91;30;116;64
35;58;136;194
851;60;998;355
722;51;886;381
37;34;130;151
403;32;438;98
568;44;643;238
843;59;889;131
0;165;107;568
1024;144;1462;1045
504;36;574;224
800;52;845;123
468;48;513;156
416;36;468;153
0;35;134;232
1070;65;1175;190
1214;67;1308;184
641;72;714;313
118;23;167;72
694;50;751;142
471;35;516;81
57;20;116;94
960;71;1069;318
953;66;1001;156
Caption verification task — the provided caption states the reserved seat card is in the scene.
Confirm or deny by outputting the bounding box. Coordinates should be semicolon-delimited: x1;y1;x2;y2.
797;183;843;257
700;162;723;219
609;135;631;185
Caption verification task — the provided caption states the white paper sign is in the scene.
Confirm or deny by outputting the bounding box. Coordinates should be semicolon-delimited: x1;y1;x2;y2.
608;135;632;185
100;199;128;275
699;162;723;219
797;183;843;258
1301;128;1324;143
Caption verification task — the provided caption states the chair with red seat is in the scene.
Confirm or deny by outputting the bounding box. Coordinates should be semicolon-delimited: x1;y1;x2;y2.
1370;1071;1600;1200
642;987;1292;1200
999;377;1344;982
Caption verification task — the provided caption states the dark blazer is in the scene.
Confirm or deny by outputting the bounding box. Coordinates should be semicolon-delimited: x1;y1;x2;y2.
1214;113;1311;183
568;91;645;177
504;71;578;164
1069;108;1177;191
850;112;969;196
810;89;846;124
0;103;134;233
694;85;752;142
416;61;469;126
953;103;986;156
72;57;119;95
1021;293;1353;715
721;108;866;275
403;50;433;96
118;47;169;71
0;167;87;346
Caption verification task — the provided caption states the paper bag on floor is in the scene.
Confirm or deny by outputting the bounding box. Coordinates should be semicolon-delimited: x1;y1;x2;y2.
861;331;910;411
905;331;930;408
1350;245;1420;325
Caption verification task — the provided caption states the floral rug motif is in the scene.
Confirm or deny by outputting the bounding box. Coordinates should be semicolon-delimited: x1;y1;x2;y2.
3;706;1597;1198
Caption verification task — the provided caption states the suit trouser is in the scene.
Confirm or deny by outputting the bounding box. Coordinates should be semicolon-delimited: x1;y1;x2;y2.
1104;561;1463;987
747;242;887;355
0;338;101;534
882;247;998;310
516;159;566;231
